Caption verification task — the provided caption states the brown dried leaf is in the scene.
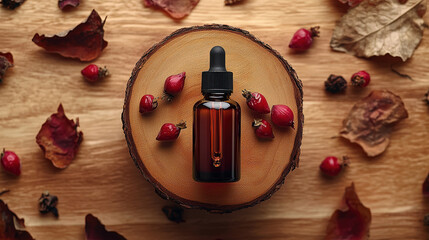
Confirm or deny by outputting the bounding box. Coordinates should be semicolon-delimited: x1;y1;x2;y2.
0;199;35;240
330;0;427;61
0;52;13;83
340;90;408;157
325;183;371;240
85;214;127;240
32;9;108;61
143;0;200;19
58;0;80;10
36;104;83;169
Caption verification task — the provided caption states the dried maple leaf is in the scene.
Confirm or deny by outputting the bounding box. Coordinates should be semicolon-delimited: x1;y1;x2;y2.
325;183;371;240
340;90;408;157
85;214;127;240
0;52;14;83
58;0;80;10
36;104;83;169
32;9;108;61
1;0;26;9
330;0;427;61
0;199;35;240
143;0;200;19
337;0;363;7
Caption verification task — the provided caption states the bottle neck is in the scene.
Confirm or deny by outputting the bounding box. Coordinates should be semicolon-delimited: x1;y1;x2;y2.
203;92;231;101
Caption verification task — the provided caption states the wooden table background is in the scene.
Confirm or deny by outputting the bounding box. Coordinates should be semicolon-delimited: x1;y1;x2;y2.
1;0;429;239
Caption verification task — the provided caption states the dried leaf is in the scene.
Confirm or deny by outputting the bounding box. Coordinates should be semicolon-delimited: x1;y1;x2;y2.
85;214;127;240
58;0;80;10
330;0;427;61
143;0;200;19
36;104;83;169
162;205;185;223
32;9;108;61
340;90;408;157
0;52;14;83
338;0;363;7
0;199;35;240
1;0;26;9
423;172;429;197
325;183;371;240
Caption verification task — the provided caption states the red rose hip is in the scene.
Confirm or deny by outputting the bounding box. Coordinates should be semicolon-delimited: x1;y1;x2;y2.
320;156;349;177
252;119;274;139
139;94;158;114
351;70;371;87
1;148;21;176
242;89;270;114
163;72;186;101
81;64;109;82
271;105;294;128
289;26;320;51
156;121;187;141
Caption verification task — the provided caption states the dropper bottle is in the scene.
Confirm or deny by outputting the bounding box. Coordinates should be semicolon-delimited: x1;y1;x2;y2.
193;46;241;182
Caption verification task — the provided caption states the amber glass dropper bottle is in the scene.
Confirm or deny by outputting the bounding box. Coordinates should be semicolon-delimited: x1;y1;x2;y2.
193;46;241;182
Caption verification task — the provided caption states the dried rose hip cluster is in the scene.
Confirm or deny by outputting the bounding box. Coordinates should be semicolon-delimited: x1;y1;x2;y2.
242;89;294;139
325;71;371;93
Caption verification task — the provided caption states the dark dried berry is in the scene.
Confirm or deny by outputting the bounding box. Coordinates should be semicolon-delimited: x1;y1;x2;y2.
325;74;347;93
162;205;184;223
1;0;26;9
38;192;59;217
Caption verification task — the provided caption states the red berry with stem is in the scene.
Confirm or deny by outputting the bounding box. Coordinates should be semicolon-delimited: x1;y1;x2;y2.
289;26;320;51
139;94;158;114
252;119;274;139
81;64;109;82
156;121;187;141
1;148;21;176
271;105;294;128
320;156;349;177
163;72;186;101
351;70;371;87
242;89;270;114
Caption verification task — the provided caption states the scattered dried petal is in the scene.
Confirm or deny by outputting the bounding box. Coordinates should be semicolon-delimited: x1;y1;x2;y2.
0;199;35;240
36;104;83;168
32;9;108;61
340;90;408;157
38;192;59;217
0;52;14;83
58;0;80;10
85;214;127;240
162;205;185;223
330;0;427;61
325;74;347;93
338;0;363;7
423;172;429;197
325;183;371;240
143;0;200;19
1;0;26;9
225;0;242;5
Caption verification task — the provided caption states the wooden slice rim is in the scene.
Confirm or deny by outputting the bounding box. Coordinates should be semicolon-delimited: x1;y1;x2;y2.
122;24;303;213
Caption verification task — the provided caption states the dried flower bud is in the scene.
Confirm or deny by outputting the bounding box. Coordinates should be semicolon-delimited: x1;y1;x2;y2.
39;192;59;217
162;205;185;223
325;74;347;93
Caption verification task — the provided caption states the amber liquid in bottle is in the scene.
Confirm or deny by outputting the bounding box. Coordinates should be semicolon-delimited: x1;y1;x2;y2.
193;93;241;182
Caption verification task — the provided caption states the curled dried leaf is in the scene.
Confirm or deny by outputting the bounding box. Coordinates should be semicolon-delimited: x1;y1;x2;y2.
32;9;108;61
85;214;127;240
325;183;371;240
58;0;80;10
1;0;26;9
0;199;35;240
143;0;200;19
0;52;14;83
340;90;408;157
331;0;427;61
36;104;83;169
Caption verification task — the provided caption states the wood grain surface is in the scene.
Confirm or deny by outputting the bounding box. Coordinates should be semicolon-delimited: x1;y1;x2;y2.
0;0;428;239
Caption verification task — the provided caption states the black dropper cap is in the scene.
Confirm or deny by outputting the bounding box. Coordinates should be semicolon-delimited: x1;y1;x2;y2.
202;46;233;94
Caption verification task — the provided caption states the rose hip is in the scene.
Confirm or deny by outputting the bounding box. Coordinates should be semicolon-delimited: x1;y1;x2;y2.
271;105;294;128
351;71;371;87
242;89;270;114
252;119;274;139
320;156;348;177
163;72;186;101
81;64;109;82
1;148;21;176
139;94;158;114
156;121;187;141
289;26;320;51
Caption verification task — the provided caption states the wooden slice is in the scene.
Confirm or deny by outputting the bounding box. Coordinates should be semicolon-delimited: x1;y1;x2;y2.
122;24;303;213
